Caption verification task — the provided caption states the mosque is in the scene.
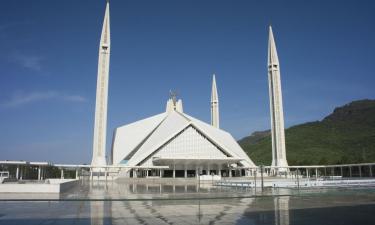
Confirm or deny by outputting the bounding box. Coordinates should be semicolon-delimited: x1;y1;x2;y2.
111;84;256;178
90;1;288;178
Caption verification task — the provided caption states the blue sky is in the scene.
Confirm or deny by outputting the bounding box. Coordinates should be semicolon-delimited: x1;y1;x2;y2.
0;0;374;164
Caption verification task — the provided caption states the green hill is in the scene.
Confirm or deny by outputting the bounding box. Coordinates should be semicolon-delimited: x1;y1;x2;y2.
238;99;375;165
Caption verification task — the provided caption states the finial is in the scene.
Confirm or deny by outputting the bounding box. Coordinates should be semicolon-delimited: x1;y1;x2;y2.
169;90;178;107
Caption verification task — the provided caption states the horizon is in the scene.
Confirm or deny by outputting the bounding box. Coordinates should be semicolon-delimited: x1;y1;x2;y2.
0;0;374;164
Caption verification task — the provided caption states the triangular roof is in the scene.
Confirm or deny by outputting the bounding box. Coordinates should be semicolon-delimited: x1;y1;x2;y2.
184;114;255;167
111;113;166;164
112;110;256;167
126;111;191;166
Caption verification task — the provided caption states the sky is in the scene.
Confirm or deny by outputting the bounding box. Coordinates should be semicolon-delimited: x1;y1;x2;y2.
0;0;374;164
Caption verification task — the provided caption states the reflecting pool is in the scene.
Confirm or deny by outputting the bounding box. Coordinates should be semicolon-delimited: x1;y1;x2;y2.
1;181;375;225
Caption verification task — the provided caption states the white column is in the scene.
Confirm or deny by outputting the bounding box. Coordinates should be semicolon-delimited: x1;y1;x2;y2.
76;169;79;180
268;26;288;171
16;166;19;180
60;169;64;179
91;0;110;168
38;166;41;180
184;165;187;178
211;74;220;128
173;164;176;178
218;165;222;177
20;166;23;180
340;167;343;177
370;166;373;177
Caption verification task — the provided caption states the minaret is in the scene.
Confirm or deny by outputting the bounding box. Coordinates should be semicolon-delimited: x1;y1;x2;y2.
91;1;110;167
268;26;288;171
211;74;219;128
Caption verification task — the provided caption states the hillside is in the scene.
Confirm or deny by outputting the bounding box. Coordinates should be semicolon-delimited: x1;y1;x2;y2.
238;99;375;165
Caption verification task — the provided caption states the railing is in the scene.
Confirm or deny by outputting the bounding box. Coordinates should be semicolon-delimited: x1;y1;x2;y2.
214;176;375;189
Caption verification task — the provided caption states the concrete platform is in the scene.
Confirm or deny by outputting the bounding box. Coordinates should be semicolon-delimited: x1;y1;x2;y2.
0;179;78;193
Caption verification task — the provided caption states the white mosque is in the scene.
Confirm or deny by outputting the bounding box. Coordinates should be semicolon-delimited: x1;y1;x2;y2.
111;88;256;178
90;1;288;178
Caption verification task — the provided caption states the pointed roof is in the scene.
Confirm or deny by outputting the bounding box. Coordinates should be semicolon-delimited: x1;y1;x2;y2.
268;26;279;66
127;111;191;166
184;114;255;167
112;113;166;164
112;109;256;167
100;1;110;47
211;74;218;103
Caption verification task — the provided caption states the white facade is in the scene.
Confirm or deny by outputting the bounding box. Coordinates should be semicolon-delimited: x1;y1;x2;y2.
91;2;110;167
111;98;255;177
268;26;288;170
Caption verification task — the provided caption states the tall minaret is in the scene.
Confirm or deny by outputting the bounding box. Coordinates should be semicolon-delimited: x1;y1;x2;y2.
211;74;219;128
268;26;288;171
91;1;110;167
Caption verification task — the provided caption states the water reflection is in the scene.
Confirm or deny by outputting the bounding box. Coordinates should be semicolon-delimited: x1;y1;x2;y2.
114;182;212;194
64;179;303;200
90;200;104;225
1;184;375;225
274;196;290;225
90;181;104;225
88;180;292;225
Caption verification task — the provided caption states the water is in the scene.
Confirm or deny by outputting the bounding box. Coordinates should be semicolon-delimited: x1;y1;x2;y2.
1;180;375;224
